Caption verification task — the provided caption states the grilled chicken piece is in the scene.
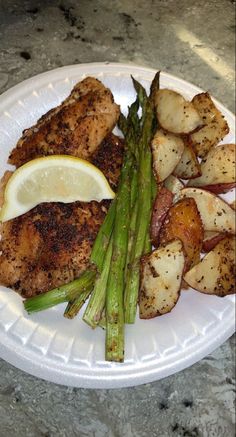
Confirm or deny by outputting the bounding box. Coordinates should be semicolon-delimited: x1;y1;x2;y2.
8;77;120;167
0;134;123;297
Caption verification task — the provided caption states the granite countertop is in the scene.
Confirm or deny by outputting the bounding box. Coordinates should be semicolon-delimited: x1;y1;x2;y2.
0;1;235;436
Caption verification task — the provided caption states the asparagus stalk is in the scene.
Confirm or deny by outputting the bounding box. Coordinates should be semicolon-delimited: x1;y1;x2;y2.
124;148;153;323
98;309;106;330
105;154;132;362
24;270;96;314
105;97;141;361
64;284;94;319
90;199;116;272
124;80;156;324
83;235;113;328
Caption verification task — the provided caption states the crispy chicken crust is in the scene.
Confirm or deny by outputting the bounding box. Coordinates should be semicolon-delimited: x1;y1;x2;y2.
8;77;120;167
0;134;123;297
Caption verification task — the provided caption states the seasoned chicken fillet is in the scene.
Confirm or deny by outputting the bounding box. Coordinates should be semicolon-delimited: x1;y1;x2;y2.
8;77;120;167
0;134;123;297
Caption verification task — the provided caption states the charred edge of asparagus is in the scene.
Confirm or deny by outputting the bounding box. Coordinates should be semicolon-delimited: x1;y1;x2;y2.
64;284;94;319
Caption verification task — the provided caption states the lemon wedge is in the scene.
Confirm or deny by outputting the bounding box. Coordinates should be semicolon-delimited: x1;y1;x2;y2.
0;155;115;222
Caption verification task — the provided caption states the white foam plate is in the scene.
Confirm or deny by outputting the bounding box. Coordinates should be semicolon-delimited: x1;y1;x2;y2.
0;63;235;388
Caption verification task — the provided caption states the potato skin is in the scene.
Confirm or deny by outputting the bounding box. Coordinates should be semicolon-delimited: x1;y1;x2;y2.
151;187;173;247
202;232;228;252
159;198;204;271
199;182;236;195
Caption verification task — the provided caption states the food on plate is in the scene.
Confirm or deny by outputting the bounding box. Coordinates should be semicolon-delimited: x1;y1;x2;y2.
187;144;236;193
0;134;123;297
23;74;159;362
202;231;228;252
173;142;201;180
179;188;235;234
0;70;235;363
184;237;235;296
158;198;204;271
154;89;203;135
190;92;229;158
150;187;174;247
151;129;184;182
164;174;184;198
0;155;115;222
8;77;120;167
139;240;185;318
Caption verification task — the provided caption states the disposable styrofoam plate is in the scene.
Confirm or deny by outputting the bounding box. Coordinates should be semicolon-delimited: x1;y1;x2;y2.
0;63;235;388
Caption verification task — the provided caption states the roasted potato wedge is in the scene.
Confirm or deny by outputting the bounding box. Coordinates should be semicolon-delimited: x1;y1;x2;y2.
184;237;235;296
188;144;236;193
155;89;203;135
159;197;204;270
152;129;184;182
202;231;228;252
164;174;184;199
139;240;185;318
173;143;201;180
179;187;235;234
151;187;174;247
190;92;229;158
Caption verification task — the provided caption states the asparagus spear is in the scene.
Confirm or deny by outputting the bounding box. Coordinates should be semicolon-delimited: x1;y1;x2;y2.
24;270;96;314
83;235;113;328
105;97;141;361
90;199;116;272
105;154;132;362
98;309;106;330
64;284;94;319
124;79;157;324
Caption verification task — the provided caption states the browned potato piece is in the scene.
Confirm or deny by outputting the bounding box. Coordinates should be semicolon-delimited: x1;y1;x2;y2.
173;143;201;180
159;198;204;270
151;187;174;247
139;240;185;318
179;188;236;234
190;92;229;158
164;174;184;198
152;129;184;182
188;144;236;193
155;89;203;135
184;237;235;296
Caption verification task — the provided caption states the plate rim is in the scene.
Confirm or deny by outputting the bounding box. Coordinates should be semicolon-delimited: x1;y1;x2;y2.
0;62;235;388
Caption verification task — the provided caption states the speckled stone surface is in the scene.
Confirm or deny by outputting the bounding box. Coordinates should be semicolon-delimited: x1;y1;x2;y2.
0;1;235;436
